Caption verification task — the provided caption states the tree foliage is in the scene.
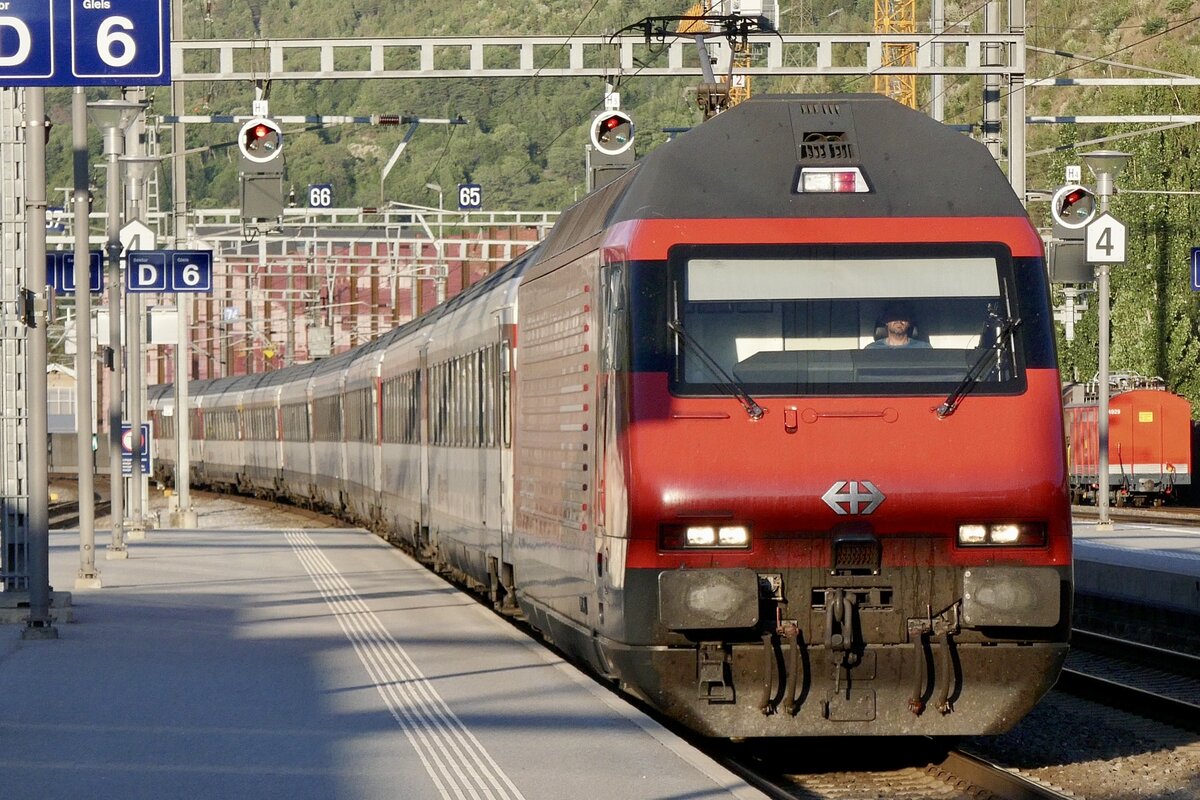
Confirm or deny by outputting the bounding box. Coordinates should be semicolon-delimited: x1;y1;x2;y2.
39;0;1200;412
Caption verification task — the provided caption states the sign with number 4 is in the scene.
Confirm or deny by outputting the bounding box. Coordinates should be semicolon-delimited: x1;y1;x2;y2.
1086;213;1126;264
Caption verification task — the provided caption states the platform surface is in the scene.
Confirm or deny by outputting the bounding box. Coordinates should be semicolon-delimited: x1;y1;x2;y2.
1072;514;1200;575
1072;513;1200;615
0;526;767;800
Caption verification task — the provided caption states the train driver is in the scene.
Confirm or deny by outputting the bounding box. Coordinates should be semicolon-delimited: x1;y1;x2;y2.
865;301;932;349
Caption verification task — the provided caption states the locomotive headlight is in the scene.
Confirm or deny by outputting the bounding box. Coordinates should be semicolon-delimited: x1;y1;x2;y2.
957;522;1046;547
989;524;1022;544
958;524;988;545
661;523;752;550
718;526;750;546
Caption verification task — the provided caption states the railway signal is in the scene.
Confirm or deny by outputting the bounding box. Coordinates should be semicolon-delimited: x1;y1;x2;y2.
589;110;634;156
238;117;284;163
1046;184;1098;284
1050;184;1096;232
238;117;285;229
587;106;635;192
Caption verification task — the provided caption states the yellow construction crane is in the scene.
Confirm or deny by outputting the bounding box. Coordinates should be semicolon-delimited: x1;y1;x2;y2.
873;0;917;108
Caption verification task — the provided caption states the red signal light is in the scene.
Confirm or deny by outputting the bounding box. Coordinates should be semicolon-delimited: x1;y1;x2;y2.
1058;188;1086;213
590;110;634;156
238;117;284;163
1050;184;1096;230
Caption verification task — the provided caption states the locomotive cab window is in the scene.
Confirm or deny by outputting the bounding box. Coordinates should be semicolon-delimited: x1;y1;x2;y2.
668;244;1026;397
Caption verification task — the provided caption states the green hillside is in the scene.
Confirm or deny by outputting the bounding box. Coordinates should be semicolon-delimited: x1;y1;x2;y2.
44;0;1200;411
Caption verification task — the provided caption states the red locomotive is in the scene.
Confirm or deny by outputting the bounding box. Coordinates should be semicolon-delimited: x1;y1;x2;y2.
152;94;1071;738
1065;376;1193;505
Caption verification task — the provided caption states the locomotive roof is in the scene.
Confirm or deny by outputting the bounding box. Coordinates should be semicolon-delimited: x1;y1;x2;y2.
619;92;1022;219
526;94;1028;278
607;94;1026;222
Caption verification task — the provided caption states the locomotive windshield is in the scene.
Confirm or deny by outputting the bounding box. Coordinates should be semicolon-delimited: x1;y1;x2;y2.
666;243;1027;398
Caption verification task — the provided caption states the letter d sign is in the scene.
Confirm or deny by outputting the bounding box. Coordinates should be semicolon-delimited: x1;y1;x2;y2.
0;18;32;68
126;251;168;292
139;260;159;287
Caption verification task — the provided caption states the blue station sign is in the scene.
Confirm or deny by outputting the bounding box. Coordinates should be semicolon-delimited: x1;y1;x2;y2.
0;1;171;87
127;249;214;293
47;250;103;294
120;421;151;476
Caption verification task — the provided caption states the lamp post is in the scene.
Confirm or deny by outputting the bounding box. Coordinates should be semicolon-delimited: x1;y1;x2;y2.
87;98;146;560
120;154;160;539
22;88;56;638
73;88;101;589
1082;150;1131;530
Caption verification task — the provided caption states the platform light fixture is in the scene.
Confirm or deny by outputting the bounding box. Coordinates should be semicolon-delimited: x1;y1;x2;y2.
87;97;149;562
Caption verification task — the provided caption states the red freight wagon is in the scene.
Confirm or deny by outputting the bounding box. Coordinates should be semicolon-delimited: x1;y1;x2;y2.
1066;388;1192;505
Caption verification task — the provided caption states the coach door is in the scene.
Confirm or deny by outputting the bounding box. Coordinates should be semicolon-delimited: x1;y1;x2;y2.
594;263;625;634
494;308;517;611
418;344;431;550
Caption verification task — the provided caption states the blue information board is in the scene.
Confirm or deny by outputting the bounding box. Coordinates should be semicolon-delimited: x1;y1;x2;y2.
127;249;213;293
1192;247;1200;292
47;250;103;294
120;422;151;476
0;1;171;87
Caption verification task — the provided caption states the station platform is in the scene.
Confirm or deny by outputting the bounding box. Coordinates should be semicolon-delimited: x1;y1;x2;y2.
1;524;767;800
1072;512;1200;618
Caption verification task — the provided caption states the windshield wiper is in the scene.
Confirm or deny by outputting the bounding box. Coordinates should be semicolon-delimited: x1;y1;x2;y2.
668;319;765;420
936;315;1022;418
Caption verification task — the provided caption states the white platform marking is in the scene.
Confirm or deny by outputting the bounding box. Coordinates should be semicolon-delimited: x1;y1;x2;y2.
286;531;525;800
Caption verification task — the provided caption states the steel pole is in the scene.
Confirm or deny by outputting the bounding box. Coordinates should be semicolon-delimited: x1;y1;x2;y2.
103;128;127;559
22;87;57;638
1008;0;1026;202
171;0;196;527
983;0;1002;160
123;153;148;541
73;87;100;589
1095;175;1114;529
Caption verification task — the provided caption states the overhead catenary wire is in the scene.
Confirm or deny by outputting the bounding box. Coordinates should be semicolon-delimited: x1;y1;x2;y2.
927;13;1200;132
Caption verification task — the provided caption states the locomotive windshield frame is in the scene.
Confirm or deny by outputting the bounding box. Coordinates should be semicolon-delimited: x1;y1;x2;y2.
662;242;1030;399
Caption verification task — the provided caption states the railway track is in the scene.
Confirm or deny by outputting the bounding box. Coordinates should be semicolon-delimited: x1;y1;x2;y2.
1058;628;1200;733
706;739;1077;799
48;498;111;529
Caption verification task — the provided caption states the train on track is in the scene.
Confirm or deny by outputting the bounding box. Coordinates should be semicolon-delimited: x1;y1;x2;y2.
149;94;1072;738
1064;377;1193;506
